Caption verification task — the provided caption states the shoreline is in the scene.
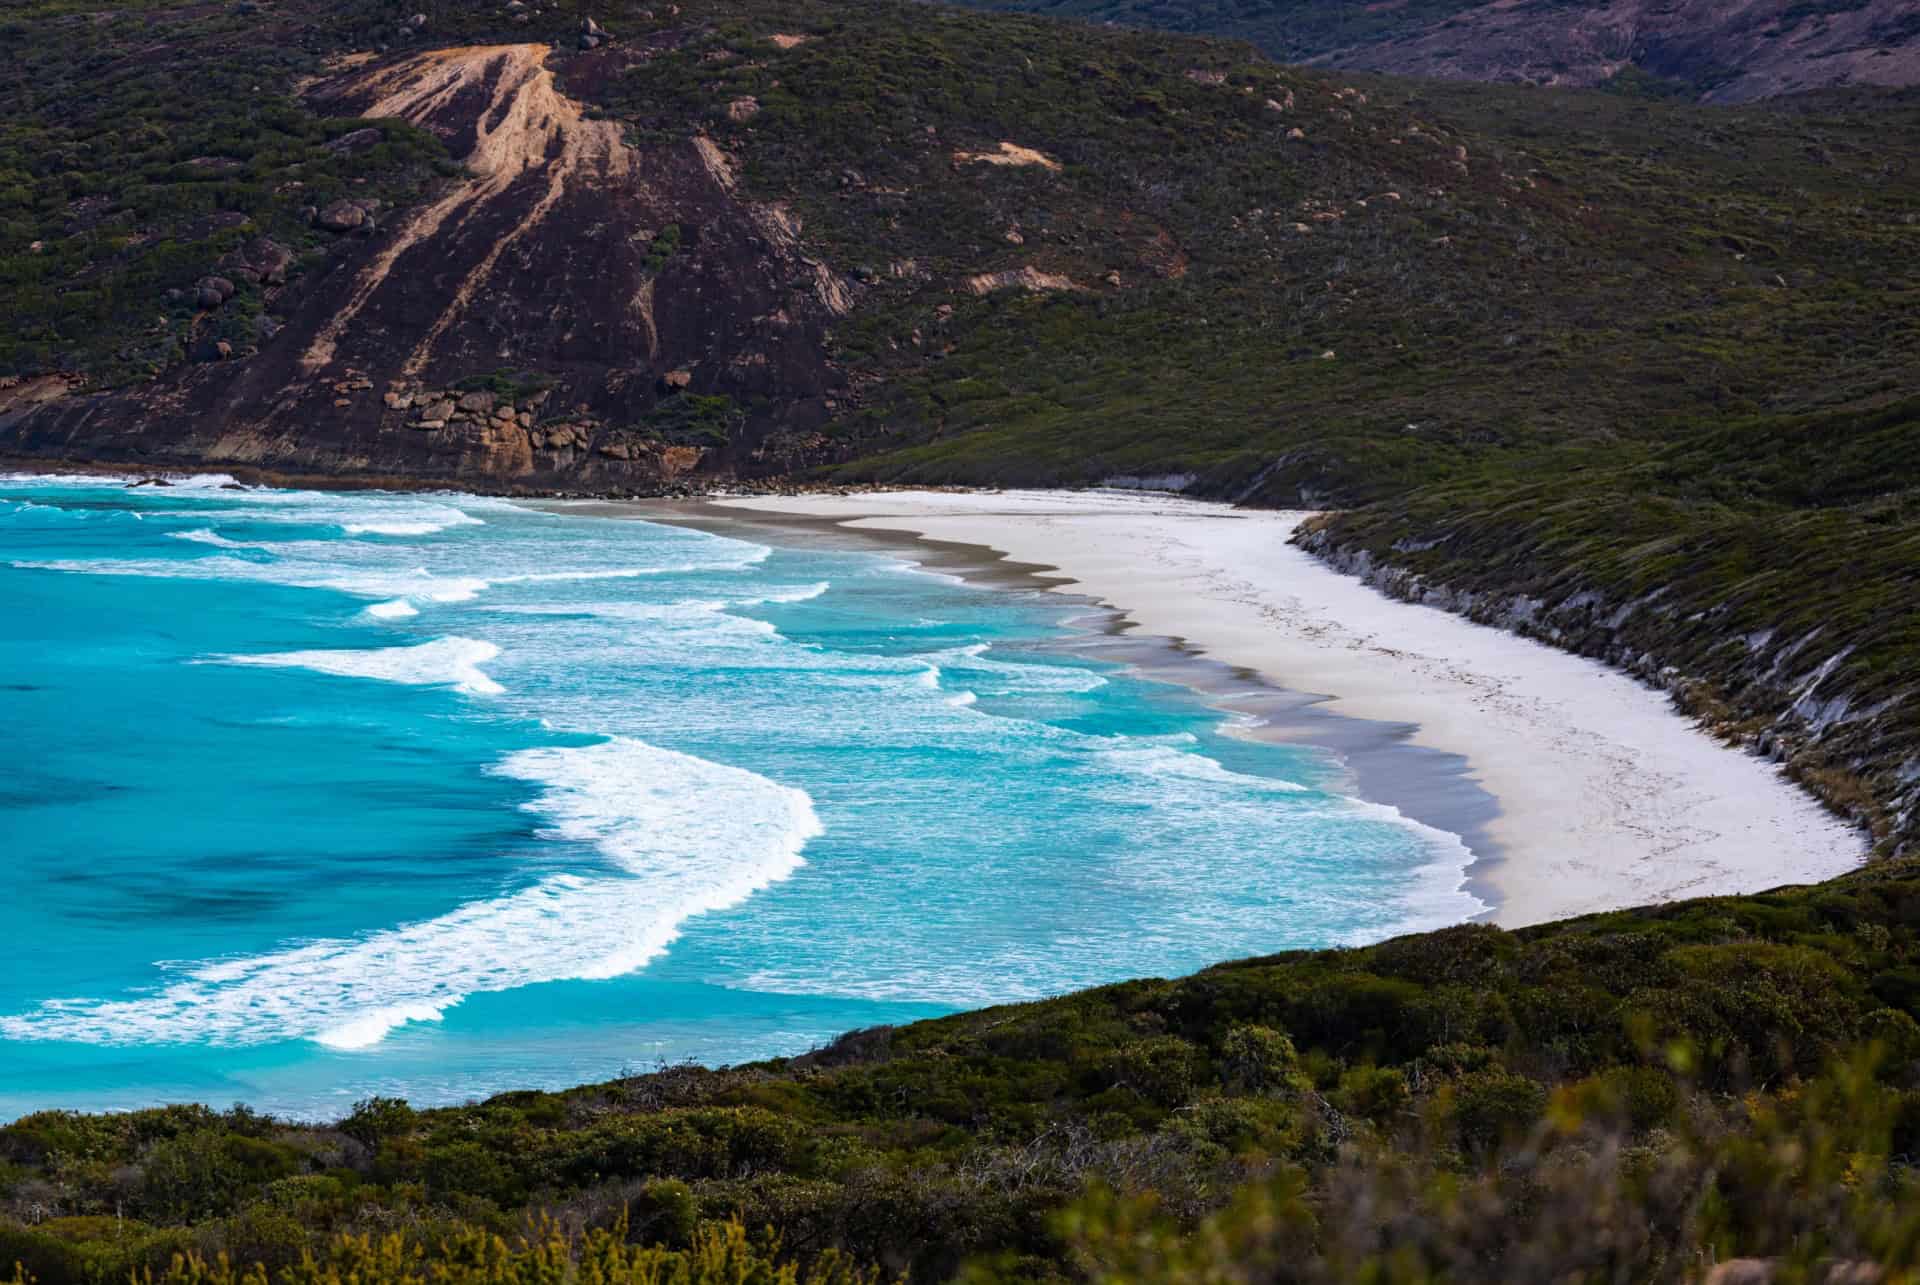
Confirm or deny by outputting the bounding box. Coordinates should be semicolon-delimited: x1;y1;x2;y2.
8;462;1869;927
548;496;1508;920
691;489;1865;929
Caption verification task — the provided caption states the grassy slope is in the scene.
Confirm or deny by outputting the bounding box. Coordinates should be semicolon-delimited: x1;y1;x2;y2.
10;861;1920;1281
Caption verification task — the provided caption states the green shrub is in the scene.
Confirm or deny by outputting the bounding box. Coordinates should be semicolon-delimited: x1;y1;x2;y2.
629;1179;699;1248
1334;1064;1411;1125
339;1098;414;1151
137;1133;302;1224
1103;1036;1196;1110
0;1216;192;1285
1216;1025;1304;1097
1451;1069;1548;1153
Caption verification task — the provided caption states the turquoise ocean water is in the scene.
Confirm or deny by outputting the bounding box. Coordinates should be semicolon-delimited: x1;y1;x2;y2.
0;474;1483;1120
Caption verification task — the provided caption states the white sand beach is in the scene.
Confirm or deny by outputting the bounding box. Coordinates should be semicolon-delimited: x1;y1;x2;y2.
718;489;1866;928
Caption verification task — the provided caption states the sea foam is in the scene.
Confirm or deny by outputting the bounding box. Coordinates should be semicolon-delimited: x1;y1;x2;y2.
928;643;1110;693
10;556;492;604
0;737;822;1048
213;637;505;695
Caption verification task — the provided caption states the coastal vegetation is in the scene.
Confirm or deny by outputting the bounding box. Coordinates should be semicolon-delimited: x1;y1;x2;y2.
11;858;1920;1281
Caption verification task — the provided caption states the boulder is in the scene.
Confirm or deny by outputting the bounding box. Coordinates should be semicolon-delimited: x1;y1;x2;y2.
420;400;455;422
325;128;384;154
219;238;294;286
456;390;496;413
254;239;294;284
315;200;367;233
195;276;236;309
660;368;693;391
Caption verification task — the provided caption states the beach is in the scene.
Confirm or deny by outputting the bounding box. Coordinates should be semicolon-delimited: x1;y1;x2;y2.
712;488;1866;928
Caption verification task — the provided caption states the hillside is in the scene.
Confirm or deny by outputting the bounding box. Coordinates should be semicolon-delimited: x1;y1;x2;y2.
6;0;1916;494
13;0;1913;850
9;859;1920;1281
950;0;1920;103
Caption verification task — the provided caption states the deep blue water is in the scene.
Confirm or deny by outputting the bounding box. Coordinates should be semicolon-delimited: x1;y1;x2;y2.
0;474;1481;1119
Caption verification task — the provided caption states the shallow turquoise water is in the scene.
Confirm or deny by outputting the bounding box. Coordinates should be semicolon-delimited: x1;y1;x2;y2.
0;474;1481;1119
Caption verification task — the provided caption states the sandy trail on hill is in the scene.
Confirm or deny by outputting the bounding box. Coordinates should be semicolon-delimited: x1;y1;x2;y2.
301;44;636;374
717;489;1865;928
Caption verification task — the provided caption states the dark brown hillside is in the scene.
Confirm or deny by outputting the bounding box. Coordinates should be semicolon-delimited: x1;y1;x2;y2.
956;0;1920;103
1315;0;1920;102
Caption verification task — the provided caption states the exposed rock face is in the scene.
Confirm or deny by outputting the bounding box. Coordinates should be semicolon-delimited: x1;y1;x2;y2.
952;141;1061;171
0;42;848;491
965;265;1085;294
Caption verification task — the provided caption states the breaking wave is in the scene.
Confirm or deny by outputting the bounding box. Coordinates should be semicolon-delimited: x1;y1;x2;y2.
0;738;821;1048
210;637;506;696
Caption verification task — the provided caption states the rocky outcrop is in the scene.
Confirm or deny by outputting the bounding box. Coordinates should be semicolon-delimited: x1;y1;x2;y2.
0;42;849;492
952;141;1062;171
965;265;1085;294
315;199;371;232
